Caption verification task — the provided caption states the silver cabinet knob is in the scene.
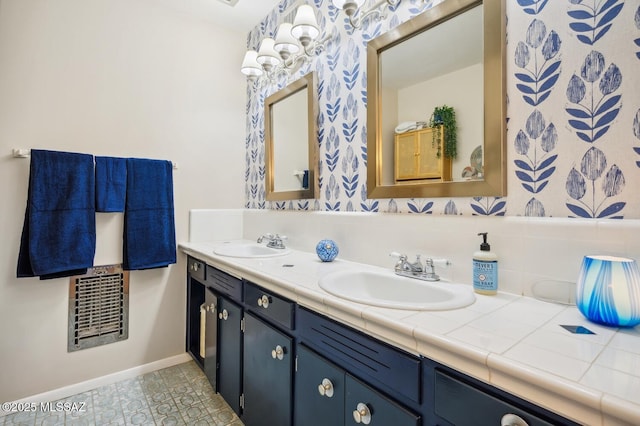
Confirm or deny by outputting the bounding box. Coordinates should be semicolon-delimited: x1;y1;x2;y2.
271;344;285;360
257;295;270;309
352;403;371;424
191;262;199;272
218;309;228;320
317;378;334;398
501;414;529;426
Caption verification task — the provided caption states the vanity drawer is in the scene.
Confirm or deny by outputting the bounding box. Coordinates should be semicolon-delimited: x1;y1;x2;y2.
434;370;572;426
187;256;205;282
297;307;421;405
205;266;242;302
244;281;295;330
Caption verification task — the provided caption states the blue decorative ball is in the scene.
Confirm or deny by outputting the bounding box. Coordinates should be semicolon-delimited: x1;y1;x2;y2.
316;239;339;262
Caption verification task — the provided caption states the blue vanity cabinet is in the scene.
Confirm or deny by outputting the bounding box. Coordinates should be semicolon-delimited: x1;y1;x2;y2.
203;287;218;391
216;296;243;415
295;343;420;426
242;312;293;426
296;307;421;425
345;374;420;426
187;258;588;426
204;266;244;415
297;307;421;408
242;281;295;426
424;359;581;426
294;344;345;426
186;256;206;370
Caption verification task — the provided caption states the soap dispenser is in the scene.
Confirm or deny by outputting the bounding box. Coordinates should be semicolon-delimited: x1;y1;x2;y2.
473;232;498;295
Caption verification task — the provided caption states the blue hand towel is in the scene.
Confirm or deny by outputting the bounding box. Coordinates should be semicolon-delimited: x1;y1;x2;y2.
17;149;96;279
95;156;126;212
123;158;176;270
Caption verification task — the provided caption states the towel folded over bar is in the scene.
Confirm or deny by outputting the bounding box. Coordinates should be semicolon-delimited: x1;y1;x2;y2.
17;149;96;279
123;158;176;270
95;156;126;212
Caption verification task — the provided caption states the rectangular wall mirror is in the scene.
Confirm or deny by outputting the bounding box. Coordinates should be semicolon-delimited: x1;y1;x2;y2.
367;0;506;199
265;72;318;201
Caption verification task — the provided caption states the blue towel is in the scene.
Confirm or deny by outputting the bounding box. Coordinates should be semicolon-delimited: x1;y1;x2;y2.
17;149;96;279
95;156;126;212
123;158;176;270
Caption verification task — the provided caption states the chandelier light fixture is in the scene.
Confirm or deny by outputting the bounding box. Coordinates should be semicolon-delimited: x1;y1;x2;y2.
241;5;331;82
331;0;401;29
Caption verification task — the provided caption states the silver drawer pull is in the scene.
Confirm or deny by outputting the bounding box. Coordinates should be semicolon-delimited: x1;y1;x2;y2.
317;378;334;398
218;309;228;321
190;262;199;272
501;414;529;426
352;403;371;424
271;344;285;360
257;294;270;309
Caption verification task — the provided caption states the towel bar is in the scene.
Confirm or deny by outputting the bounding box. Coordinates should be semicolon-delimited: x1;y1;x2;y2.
12;149;178;169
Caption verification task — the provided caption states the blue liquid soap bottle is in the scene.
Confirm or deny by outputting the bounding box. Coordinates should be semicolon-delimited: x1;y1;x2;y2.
473;232;498;295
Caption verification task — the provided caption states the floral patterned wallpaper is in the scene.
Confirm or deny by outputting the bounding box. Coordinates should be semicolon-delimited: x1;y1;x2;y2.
244;0;640;218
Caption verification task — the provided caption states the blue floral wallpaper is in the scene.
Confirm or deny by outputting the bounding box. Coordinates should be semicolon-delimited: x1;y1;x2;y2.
244;0;640;218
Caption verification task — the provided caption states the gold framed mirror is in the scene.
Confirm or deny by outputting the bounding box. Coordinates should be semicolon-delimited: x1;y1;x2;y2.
366;0;506;199
265;72;318;201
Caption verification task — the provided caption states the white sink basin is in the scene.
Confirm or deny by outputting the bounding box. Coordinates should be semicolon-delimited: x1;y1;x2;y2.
318;269;475;310
213;243;291;258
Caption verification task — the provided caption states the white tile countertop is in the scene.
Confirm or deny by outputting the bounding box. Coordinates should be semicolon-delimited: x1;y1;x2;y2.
180;240;640;426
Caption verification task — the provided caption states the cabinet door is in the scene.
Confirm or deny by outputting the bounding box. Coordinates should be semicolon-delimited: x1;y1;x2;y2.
242;313;293;426
204;288;218;391
416;128;442;179
218;297;243;415
434;371;558;426
345;374;420;426
395;133;418;181
186;276;205;368
294;345;345;426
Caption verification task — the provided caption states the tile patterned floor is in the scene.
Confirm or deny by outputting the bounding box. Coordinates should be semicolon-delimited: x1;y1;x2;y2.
2;361;243;426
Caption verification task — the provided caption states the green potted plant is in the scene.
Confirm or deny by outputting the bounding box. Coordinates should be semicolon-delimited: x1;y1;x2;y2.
428;105;457;159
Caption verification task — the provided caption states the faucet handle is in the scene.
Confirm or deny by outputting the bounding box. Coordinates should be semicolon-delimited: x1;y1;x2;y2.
389;251;406;260
424;257;435;273
389;252;408;272
421;257;451;281
257;233;275;243
421;257;452;267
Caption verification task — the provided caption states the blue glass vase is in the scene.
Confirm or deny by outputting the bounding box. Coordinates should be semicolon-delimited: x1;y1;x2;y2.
576;255;640;327
316;239;339;262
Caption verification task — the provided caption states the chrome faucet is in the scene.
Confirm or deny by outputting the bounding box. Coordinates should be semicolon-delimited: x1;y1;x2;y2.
390;252;449;282
257;233;287;249
395;254;424;275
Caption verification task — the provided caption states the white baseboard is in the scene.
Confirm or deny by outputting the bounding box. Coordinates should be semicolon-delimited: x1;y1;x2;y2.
1;353;192;416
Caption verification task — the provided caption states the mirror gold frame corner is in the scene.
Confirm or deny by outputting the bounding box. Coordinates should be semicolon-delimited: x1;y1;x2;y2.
265;71;318;201
366;0;506;199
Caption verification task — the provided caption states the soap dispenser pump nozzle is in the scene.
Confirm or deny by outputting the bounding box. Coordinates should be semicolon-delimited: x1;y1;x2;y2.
478;232;490;251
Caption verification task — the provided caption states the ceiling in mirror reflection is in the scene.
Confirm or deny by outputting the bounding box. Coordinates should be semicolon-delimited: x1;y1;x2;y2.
381;6;483;90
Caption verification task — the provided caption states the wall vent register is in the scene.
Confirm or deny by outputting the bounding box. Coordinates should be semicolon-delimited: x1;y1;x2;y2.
68;264;129;352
